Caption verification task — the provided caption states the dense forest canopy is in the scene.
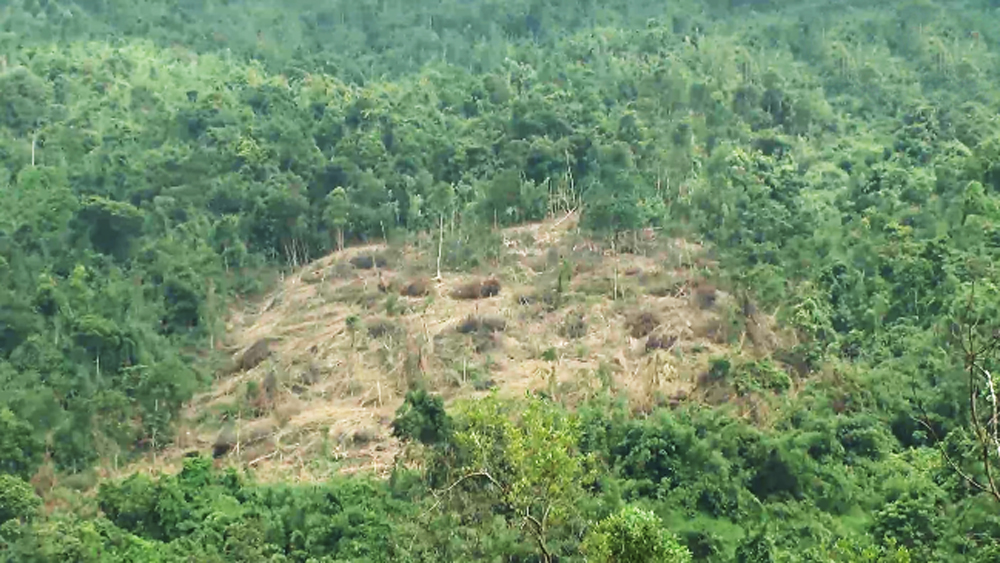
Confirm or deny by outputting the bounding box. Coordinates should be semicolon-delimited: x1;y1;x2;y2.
2;0;1000;560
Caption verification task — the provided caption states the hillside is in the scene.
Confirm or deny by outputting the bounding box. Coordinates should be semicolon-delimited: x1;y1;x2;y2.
4;0;1000;561
150;214;772;480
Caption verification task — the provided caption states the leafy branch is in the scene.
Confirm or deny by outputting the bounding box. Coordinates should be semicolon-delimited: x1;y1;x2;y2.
924;282;1000;503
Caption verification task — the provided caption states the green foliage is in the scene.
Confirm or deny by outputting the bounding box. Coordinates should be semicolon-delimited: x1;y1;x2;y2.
93;455;411;561
542;347;559;362
807;538;911;562
448;392;593;560
391;389;452;446
0;474;40;525
0;409;43;479
732;359;792;396
582;505;692;563
735;531;776;563
0;67;50;134
324;187;350;250
1;0;1000;560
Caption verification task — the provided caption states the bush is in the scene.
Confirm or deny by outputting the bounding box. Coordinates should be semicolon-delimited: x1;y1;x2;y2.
628;312;661;339
450;277;502;300
0;474;40;524
560;312;588;339
871;490;944;556
736;531;776;563
400;278;431;297
733;359;792;396
392;390;452;446
350;254;389;269
456;315;506;335
0;409;43;479
582;505;692;563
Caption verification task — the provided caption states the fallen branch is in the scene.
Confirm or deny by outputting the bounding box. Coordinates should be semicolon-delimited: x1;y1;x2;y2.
248;451;279;467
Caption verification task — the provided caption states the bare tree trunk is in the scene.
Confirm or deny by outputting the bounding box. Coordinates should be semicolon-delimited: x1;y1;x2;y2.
612;235;619;301
436;214;444;280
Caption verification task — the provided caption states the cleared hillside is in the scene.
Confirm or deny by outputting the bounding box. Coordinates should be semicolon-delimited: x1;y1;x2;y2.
130;214;786;481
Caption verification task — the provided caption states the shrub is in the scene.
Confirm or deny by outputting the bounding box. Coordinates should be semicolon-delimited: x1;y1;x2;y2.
392;390;452;446
582;505;692;563
400;278;430;297
628;312;661;339
871;489;944;556
735;531;776;563
0;474;40;524
0;409;43;479
733;360;791;395
367;318;401;339
350;254;388;269
451;277;502;300
560;312;588;339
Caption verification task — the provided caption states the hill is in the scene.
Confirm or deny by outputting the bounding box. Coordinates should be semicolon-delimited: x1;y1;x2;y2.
145;214;770;480
3;0;1000;561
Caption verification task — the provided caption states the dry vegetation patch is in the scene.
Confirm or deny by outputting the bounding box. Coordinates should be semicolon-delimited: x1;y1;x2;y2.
130;216;779;482
450;277;502;300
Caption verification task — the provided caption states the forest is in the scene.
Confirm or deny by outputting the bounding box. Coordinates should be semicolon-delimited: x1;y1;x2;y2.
2;0;1000;560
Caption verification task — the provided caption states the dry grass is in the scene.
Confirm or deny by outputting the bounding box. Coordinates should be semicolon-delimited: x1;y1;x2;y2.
114;214;770;484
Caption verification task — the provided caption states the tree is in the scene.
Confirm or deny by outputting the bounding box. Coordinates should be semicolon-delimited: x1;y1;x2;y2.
74;196;145;262
927;281;1000;504
805;538;911;562
0;67;50;136
581;505;692;563
0;474;39;525
427;182;455;280
735;530;776;563
0;409;43;479
580;142;661;299
392;389;452;446
325;186;350;251
441;393;593;563
580;142;651;239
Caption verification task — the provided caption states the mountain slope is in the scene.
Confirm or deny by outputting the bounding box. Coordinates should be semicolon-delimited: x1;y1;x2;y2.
142;214;779;480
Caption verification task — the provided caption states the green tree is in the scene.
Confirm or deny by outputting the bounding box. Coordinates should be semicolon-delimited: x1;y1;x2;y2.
0;67;51;135
427;181;455;279
580;142;654;239
0;409;43;479
324;186;350;251
807;538;911;562
582;505;692;563
446;393;592;563
392;389;452;446
0;474;39;525
736;531;776;563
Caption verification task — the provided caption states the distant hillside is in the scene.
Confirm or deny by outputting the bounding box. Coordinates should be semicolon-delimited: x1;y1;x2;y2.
3;0;1000;561
135;213;785;480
